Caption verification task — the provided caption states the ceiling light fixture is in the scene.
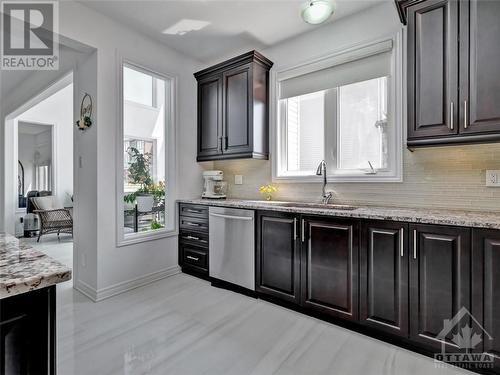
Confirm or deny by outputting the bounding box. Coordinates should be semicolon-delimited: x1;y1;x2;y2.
162;19;210;36
301;0;335;25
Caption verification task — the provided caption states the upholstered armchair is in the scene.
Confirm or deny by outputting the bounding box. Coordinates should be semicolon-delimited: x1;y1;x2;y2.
31;196;73;242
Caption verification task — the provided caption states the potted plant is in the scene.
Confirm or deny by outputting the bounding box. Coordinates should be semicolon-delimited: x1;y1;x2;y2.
126;147;154;212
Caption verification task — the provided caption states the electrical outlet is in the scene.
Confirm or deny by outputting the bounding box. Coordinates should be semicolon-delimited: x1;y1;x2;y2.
486;170;500;187
235;175;243;185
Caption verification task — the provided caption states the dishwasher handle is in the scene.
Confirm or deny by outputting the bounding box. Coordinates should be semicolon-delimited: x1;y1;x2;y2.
209;212;254;221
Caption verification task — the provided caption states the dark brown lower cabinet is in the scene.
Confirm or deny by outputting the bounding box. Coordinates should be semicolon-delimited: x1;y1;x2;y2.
360;221;409;336
409;224;471;351
256;211;300;304
0;286;56;375
472;229;500;372
301;217;359;321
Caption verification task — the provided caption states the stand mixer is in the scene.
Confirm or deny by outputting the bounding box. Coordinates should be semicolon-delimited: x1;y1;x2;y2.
202;170;227;199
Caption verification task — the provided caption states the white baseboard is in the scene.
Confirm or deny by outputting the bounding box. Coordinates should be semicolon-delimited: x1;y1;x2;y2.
74;279;98;301
79;265;181;302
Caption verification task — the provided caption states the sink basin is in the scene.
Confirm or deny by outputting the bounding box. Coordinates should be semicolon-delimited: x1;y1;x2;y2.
272;202;358;210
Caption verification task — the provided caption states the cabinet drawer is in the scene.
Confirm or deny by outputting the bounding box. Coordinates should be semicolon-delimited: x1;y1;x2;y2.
179;216;208;233
179;204;208;219
179;231;209;248
182;245;208;270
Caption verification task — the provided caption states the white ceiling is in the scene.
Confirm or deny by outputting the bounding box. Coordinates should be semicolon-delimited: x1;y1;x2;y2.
79;0;386;62
18;122;52;135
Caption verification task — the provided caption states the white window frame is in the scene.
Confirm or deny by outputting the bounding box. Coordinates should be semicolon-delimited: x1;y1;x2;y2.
271;32;404;183
116;59;177;247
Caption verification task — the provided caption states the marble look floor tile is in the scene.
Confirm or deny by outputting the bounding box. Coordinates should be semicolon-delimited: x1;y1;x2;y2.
26;238;472;375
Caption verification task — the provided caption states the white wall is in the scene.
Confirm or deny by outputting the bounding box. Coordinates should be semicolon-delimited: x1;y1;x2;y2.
56;1;205;297
17;84;74;207
18;133;36;194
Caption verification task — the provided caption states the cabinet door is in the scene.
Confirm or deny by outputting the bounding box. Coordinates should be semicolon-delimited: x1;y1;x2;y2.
301;217;359;321
197;75;222;160
360;221;409;336
472;229;500;371
222;63;253;155
459;0;500;134
256;211;300;304
409;224;471;351
407;0;458;139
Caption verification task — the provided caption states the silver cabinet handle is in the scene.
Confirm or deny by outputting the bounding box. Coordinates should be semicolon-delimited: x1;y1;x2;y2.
183;235;206;242
185;208;202;213
464;100;468;129
186;255;199;261
400;228;404;257
301;219;305;242
450;102;454;130
294;218;297;240
209;213;253;221
185;222;200;226
413;229;417;259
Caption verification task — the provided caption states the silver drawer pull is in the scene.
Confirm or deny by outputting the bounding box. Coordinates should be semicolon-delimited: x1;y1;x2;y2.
294;218;297;240
185;222;200;226
184;235;201;241
186;255;199;261
301;219;305;242
185;208;202;213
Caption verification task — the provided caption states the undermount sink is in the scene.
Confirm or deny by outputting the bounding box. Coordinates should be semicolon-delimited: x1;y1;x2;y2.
268;202;358;210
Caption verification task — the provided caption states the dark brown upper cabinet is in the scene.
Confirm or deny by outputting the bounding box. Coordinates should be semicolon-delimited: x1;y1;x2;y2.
256;211;301;304
194;51;273;161
409;224;471;351
472;229;500;371
301;217;359;321
397;0;500;147
360;221;409;337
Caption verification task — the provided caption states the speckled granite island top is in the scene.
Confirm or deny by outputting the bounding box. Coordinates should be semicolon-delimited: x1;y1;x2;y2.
178;198;500;230
0;233;71;299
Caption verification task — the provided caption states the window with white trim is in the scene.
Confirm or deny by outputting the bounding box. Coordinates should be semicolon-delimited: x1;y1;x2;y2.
276;37;402;182
118;62;176;244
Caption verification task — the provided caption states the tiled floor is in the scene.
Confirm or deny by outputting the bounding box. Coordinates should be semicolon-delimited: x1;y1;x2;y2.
24;235;470;375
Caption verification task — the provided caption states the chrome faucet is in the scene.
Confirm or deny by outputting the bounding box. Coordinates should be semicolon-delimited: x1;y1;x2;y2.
316;160;333;204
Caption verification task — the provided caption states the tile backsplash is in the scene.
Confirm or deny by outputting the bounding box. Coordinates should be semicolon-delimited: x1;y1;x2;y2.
215;144;500;212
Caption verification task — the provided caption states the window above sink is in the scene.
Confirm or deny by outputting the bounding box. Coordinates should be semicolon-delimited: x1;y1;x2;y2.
272;33;404;183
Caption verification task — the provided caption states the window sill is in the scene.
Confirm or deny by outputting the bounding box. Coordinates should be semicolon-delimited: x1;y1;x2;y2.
117;228;177;247
273;174;403;184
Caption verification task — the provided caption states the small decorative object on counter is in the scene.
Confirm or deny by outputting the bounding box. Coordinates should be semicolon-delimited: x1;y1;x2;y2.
259;184;278;201
76;93;93;131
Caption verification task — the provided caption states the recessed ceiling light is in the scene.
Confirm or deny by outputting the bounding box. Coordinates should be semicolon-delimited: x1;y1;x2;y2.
162;19;210;36
301;0;335;25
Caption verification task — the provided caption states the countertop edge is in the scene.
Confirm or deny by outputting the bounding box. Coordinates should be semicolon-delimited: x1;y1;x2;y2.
177;199;500;230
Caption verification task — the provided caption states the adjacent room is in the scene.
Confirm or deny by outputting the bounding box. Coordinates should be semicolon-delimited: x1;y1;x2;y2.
1;1;500;375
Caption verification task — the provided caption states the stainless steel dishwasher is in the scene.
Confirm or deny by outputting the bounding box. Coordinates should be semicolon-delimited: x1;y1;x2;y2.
209;206;255;291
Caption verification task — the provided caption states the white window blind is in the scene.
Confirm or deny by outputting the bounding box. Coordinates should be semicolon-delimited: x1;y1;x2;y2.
278;40;393;99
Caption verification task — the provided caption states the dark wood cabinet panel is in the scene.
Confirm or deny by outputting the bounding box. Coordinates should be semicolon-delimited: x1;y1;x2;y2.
407;0;458;140
194;51;273;161
472;229;500;371
223;64;252;155
1;286;56;375
460;0;500;135
301;217;359;321
409;224;471;351
256;211;300;303
360;221;409;336
197;75;222;159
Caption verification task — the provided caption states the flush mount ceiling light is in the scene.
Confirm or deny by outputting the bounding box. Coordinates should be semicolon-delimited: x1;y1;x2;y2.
301;0;335;25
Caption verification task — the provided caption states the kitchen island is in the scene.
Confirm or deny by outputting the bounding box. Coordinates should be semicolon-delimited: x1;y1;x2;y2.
0;233;71;375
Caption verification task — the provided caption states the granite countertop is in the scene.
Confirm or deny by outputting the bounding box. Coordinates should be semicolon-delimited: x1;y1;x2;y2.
178;198;500;230
0;233;72;299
